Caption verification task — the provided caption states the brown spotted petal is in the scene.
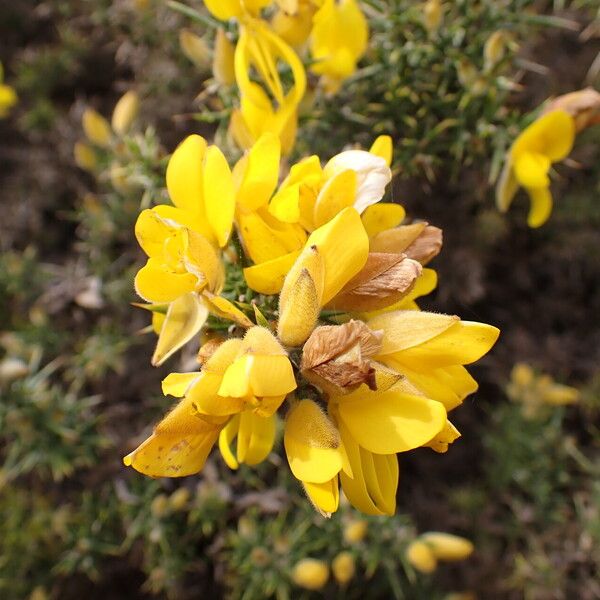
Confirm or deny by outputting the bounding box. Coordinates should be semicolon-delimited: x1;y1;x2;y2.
301;320;383;395
327;252;423;312
370;223;443;266
543;88;600;133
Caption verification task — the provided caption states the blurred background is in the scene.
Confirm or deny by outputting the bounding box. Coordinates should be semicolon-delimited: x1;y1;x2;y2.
1;1;599;598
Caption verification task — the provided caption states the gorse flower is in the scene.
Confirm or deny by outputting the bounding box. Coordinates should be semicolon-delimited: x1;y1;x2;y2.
495;88;600;228
124;131;499;517
200;0;369;153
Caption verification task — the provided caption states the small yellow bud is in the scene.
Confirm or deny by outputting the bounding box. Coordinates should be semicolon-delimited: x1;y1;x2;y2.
179;29;211;69
111;90;139;135
511;363;535;388
343;519;368;544
213;28;235;85
82;108;112;147
0;84;18;118
484;31;507;72
406;540;437;573
332;551;355;585
0;357;29;383
169;487;190;510
420;532;474;561
150;493;170;517
292;558;329;591
423;0;443;34
74;142;97;172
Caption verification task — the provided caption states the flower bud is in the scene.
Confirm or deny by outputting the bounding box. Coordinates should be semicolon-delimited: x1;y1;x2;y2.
213;28;235;85
82;108;112;147
420;532;474;561
169;487;190;510
456;59;478;89
74;142;97;172
179;29;211;69
110;163;131;193
332;551;355;585
111;90;139;135
150;494;169;517
343;519;367;543
406;539;437;573
423;0;443;34
511;362;534;388
292;558;329;590
484;31;507;72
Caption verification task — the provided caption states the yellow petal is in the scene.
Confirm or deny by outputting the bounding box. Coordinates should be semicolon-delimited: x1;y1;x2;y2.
387;363;478;411
406;540;437;573
361;203;406;237
73;142;97;171
237;133;281;211
313;169;357;228
152;204;214;242
166;134;207;212
392;321;500;370
82;108;111;147
219;417;240;469
335;387;447;454
512;110;575;162
284;399;344;484
369;310;459;354
425;419;461;453
204;0;242;20
243;250;301;295
526;186;553;228
134;258;196;303
369;135;393;166
189;371;245;416
303;477;340;514
123;396;224;477
269;183;301;223
203;145;235;246
161;372;201;397
513;151;551;189
152;293;209;366
338;419;397;515
237;411;277;465
306;207;369;304
179;28;211;69
135;209;177;258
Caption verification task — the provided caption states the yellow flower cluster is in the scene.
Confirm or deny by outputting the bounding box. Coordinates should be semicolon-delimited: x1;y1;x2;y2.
202;0;368;153
124;131;499;517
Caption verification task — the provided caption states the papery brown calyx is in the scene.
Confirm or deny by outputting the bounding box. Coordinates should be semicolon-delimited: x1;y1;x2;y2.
328;252;422;312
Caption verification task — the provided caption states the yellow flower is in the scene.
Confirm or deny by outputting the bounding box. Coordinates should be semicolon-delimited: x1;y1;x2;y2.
133;134;251;364
233;19;306;153
496;110;575;228
291;558;329;590
310;0;368;93
271;2;316;48
0;62;17;118
125;327;295;476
